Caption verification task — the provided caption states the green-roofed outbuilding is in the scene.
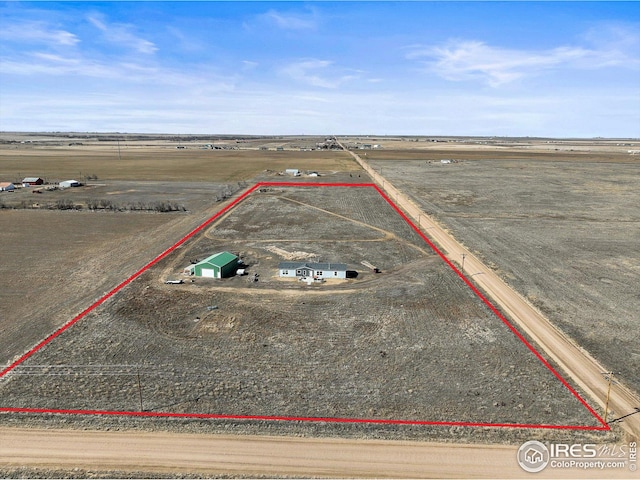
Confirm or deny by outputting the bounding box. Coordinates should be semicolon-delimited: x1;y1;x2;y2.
188;251;238;278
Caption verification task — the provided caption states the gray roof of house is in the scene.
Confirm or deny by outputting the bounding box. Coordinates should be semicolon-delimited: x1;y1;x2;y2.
278;262;347;271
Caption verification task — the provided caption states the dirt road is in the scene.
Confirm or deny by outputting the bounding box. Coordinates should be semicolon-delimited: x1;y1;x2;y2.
2;427;636;478
338;140;640;439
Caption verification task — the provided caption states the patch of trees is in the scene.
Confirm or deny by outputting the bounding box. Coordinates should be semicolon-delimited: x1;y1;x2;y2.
55;199;80;210
86;199;186;212
0;198;186;212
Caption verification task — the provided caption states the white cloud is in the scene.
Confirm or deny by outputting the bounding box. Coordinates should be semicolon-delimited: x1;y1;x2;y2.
0;22;79;46
281;59;358;89
583;23;640;51
165;26;205;53
88;14;157;54
31;52;81;65
407;36;640;87
260;9;318;31
580;23;640;69
242;60;259;70
1;49;238;92
1;54;109;77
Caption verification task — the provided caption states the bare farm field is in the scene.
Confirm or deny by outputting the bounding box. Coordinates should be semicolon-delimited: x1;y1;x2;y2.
366;150;640;401
0;184;610;443
343;135;639;160
0;192;237;368
0;133;358;183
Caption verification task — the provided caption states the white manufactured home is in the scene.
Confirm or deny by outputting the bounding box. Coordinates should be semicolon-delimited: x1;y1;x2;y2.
278;261;347;280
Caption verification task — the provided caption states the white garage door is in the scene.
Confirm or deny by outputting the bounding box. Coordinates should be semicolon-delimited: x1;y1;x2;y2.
201;268;216;278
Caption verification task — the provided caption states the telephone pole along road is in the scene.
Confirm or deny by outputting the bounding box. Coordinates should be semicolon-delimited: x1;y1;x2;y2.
337;138;640;439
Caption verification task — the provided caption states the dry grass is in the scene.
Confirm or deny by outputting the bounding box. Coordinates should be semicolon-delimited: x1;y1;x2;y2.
1;186;602;438
359;147;637;164
0;146;359;182
0;209;177;366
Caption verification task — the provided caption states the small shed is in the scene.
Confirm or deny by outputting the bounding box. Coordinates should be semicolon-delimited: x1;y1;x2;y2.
0;182;15;192
285;169;300;176
22;177;44;187
59;180;80;188
278;261;347;280
186;251;239;278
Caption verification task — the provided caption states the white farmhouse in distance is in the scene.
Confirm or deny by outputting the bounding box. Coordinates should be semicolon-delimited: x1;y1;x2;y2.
59;180;80;188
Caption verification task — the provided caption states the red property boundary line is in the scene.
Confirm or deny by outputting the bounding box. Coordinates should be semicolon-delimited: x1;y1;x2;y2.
0;181;609;431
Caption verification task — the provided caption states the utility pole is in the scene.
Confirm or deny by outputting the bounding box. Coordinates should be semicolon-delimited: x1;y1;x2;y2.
461;253;466;272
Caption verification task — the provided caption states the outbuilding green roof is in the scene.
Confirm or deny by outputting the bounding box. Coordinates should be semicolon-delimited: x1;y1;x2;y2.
197;251;237;268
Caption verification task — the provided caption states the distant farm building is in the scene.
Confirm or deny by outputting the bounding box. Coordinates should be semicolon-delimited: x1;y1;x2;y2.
59;180;80;188
285;169;300;176
278;262;347;280
22;177;43;187
0;182;15;192
184;252;239;278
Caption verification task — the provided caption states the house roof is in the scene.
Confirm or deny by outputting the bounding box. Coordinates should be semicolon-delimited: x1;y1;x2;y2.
22;177;42;183
278;262;347;271
197;251;238;268
0;182;14;188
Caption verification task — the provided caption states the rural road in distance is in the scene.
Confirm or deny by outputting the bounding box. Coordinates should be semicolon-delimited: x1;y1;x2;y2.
337;139;640;440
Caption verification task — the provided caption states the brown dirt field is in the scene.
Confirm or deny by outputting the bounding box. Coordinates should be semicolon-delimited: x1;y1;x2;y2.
0;183;243;369
342;136;638;157
360;147;635;164
0;210;170;366
0;140;358;183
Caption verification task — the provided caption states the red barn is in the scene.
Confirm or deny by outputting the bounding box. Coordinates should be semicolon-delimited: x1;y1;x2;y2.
22;177;44;186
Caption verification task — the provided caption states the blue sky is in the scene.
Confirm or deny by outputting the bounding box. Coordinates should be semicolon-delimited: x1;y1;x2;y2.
1;1;639;137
